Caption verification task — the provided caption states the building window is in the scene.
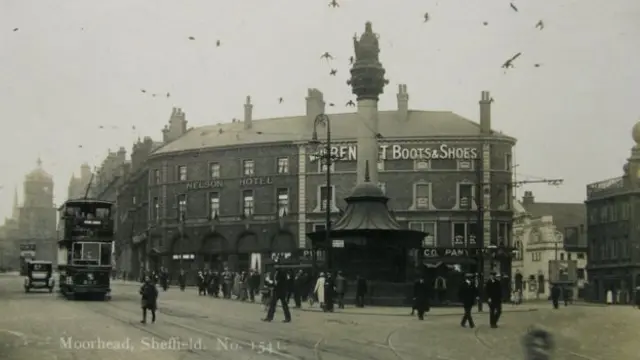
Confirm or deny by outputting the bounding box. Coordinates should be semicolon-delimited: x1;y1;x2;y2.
457;160;473;170
560;253;565;260
497;221;510;246
177;194;187;221
243;160;255;176
452;222;466;246
577;268;585;280
468;222;478;246
277;188;289;215
319;186;335;211
505;153;512;171
600;207;608;223
177;165;187;181
414;183;431;209
154;169;161;184
132;196;137;205
319;161;335;173
621;202;630;220
458;183;474;209
414;160;430;170
567;253;572;261
577;252;585;260
378;182;386;194
210;163;221;179
242;190;254;217
532;252;541;261
209;192;220;219
377;160;385;171
313;224;326;231
501;184;511;210
152;197;159;221
277;157;289;174
409;222;436;247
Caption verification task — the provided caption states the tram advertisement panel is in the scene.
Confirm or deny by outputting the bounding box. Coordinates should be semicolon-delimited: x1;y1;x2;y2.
20;243;36;257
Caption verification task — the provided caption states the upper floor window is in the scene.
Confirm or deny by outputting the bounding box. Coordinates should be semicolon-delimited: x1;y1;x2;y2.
319;161;335;173
560;253;565;260
154;169;161;184
209;192;220;219
414;160;430;171
177;194;187;221
496;221;510;246
277;188;289;215
532;252;541;262
242;190;254;217
277;157;289;174
414;183;431;209
151;197;160;221
132;196;137;205
577;252;585;260
457;160;473;170
243;160;255;176
505;153;512;171
210;163;221;179
319;185;335;211
409;222;436;247
458;183;474;209
178;165;187;181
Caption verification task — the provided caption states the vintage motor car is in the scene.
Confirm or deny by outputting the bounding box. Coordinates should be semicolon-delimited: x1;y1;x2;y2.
24;260;55;293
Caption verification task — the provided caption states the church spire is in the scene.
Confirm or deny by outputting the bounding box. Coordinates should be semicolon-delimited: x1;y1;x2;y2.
36;157;42;167
12;186;19;219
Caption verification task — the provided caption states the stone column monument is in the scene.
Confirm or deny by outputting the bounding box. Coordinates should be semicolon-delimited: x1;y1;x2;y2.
347;22;389;185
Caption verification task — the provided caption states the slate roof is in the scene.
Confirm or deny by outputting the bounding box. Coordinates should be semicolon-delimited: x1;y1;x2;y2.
152;110;515;155
522;201;586;247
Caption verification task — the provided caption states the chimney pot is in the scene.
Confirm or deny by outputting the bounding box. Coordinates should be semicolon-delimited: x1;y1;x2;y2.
244;95;253;129
397;84;409;121
479;90;491;134
522;191;535;205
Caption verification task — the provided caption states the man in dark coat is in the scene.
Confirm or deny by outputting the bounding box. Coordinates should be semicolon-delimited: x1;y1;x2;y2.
485;272;503;328
355;275;367;308
248;270;261;302
550;284;561;309
459;273;477;328
222;268;233;298
178;269;187;291
335;271;347;309
293;270;304;308
197;271;206;296
413;275;430;320
324;272;336;312
262;268;292;323
140;275;158;324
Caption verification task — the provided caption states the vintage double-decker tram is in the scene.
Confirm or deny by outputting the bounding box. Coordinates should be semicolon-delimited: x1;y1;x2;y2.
57;199;114;300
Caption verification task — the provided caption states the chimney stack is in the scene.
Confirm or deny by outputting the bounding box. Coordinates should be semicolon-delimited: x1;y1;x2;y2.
522;191;535;206
244;96;253;129
396;84;409;121
305;88;325;120
479;91;492;134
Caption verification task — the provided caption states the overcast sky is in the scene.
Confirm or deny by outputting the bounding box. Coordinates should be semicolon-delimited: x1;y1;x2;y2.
0;0;638;220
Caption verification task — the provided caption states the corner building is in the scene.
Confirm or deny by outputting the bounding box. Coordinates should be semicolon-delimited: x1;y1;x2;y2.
585;121;640;303
136;85;516;282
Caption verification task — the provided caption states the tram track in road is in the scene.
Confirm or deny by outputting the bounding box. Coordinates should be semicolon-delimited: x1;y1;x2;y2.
473;325;602;360
105;293;424;360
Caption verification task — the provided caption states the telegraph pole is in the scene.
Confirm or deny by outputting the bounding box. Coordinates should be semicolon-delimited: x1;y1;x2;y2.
474;156;563;312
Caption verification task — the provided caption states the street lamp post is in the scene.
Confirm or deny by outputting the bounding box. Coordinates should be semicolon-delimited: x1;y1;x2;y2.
310;114;334;271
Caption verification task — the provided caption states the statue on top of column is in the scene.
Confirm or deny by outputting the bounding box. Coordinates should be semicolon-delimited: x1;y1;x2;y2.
353;22;380;64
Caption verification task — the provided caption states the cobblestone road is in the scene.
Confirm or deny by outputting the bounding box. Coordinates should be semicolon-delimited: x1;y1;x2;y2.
0;275;637;360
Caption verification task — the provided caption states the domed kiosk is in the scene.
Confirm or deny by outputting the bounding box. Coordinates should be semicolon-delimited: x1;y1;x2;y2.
307;162;427;304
